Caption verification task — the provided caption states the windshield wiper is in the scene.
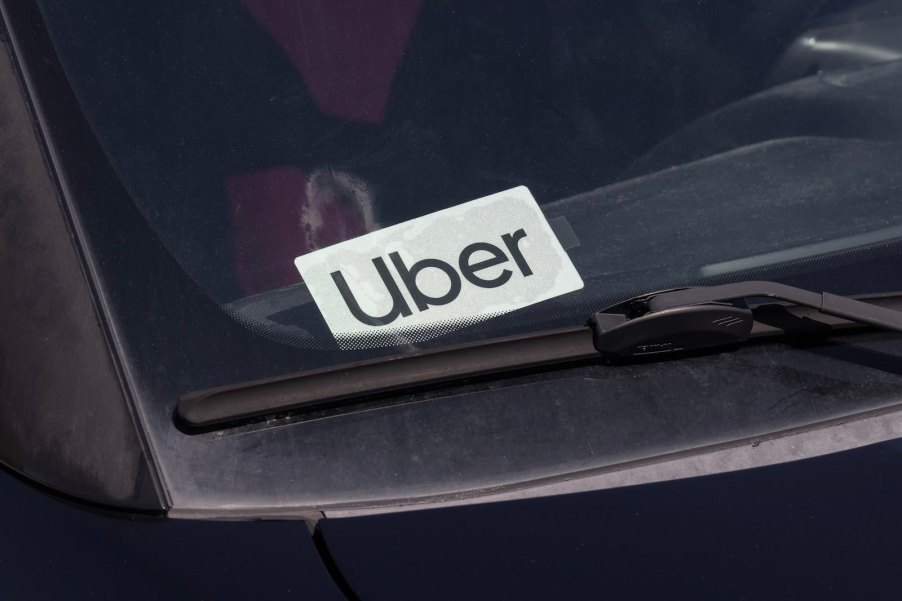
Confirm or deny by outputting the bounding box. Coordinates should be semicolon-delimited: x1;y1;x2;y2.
178;281;902;429
591;280;902;357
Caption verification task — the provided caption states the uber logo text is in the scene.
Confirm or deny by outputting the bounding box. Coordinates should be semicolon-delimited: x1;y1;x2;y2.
294;186;583;346
331;229;532;326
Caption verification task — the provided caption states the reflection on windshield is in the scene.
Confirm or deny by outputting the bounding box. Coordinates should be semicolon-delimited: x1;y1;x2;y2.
38;0;902;353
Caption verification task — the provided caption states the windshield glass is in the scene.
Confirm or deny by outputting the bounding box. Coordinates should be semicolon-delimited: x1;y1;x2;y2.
37;0;902;360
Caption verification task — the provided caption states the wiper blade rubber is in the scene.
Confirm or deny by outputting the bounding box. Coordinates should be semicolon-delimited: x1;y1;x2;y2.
178;326;597;428
178;282;902;429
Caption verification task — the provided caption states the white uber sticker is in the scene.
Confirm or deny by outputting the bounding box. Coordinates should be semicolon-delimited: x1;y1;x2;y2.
294;186;583;348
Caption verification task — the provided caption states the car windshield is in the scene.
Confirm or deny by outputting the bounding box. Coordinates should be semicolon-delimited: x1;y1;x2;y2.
36;0;902;365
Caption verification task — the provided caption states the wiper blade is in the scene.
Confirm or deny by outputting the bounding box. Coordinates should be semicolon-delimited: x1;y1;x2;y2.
591;281;902;357
178;282;902;429
178;326;598;429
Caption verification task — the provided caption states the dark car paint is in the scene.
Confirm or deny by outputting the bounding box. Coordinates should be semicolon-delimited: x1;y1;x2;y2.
0;466;346;601
324;438;902;600
5;2;902;599
4;437;902;599
0;11;160;511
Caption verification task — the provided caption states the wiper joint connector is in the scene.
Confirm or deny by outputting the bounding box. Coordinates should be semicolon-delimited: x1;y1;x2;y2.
590;281;902;357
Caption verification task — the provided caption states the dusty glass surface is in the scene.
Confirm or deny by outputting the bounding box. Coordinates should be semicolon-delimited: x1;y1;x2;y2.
37;0;902;355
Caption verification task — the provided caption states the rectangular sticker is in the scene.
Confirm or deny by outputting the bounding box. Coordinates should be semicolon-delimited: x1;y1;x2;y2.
294;186;583;347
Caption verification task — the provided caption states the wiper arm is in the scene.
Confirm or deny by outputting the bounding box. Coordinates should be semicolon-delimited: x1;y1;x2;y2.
591;281;902;357
178;282;902;429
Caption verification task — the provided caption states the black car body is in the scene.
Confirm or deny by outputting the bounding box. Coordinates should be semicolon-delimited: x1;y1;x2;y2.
5;1;902;598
